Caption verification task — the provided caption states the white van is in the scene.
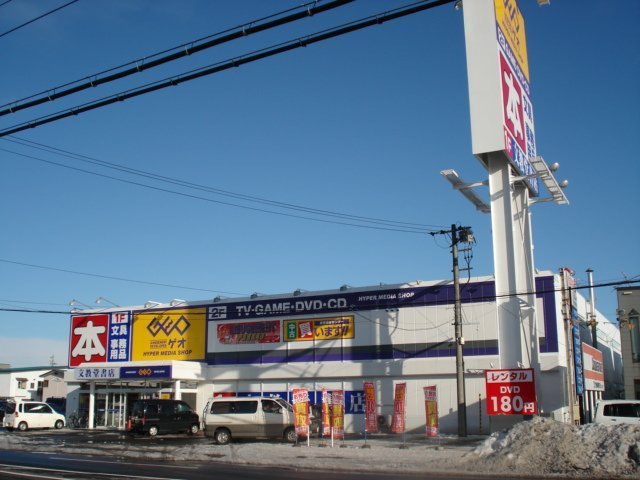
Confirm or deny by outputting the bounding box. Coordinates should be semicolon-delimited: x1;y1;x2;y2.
203;396;296;445
3;400;66;431
593;400;640;425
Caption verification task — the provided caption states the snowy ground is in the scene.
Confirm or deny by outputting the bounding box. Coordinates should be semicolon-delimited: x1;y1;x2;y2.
0;418;638;478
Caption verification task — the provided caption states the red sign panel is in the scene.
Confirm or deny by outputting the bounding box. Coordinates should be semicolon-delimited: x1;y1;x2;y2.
69;314;109;367
364;381;378;433
391;383;407;433
485;368;537;415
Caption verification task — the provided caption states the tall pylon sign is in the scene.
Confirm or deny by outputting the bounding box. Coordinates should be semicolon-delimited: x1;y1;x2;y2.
456;0;569;430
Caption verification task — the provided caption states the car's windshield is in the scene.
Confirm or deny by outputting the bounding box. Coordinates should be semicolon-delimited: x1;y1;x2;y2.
5;402;16;414
275;398;293;412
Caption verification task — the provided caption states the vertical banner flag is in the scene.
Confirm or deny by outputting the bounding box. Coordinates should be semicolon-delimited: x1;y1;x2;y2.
321;389;331;436
423;386;438;437
364;381;378;433
391;383;407;434
292;388;310;437
330;390;345;439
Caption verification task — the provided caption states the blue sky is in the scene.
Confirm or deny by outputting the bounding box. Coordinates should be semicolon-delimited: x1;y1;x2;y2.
0;0;638;367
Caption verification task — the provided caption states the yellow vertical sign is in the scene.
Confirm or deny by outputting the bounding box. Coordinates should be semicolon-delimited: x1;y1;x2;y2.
494;0;529;81
132;308;206;361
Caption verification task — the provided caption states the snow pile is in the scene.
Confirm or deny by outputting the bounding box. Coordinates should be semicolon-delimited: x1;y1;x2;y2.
470;417;640;477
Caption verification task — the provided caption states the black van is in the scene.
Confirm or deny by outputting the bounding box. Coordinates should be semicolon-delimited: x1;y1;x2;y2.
128;399;200;436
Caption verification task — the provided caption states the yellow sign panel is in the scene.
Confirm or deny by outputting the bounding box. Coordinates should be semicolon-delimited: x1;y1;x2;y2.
284;316;354;342
494;0;529;81
132;308;206;361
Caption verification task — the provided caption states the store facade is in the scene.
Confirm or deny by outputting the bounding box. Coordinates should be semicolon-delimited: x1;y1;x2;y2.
65;271;621;433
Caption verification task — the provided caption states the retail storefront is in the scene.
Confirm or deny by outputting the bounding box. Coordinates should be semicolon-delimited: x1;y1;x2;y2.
65;272;621;432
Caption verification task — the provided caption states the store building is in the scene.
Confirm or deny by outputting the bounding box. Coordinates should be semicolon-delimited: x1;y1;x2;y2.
616;286;640;400
65;270;621;433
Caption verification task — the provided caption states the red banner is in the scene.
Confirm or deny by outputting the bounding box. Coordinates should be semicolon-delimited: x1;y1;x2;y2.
330;390;344;439
321;389;330;436
292;388;310;436
391;383;406;433
364;381;378;433
423;386;438;437
217;320;280;344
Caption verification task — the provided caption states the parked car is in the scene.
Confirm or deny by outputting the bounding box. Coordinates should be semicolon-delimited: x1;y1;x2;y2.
128;399;200;436
0;399;8;423
593;400;640;425
45;397;67;415
3;400;66;431
203;396;296;445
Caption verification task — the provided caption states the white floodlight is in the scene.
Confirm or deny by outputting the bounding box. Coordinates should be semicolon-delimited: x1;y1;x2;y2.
440;169;490;213
95;296;120;307
537;0;551;6
68;299;91;309
144;300;162;308
528;156;569;205
169;298;186;307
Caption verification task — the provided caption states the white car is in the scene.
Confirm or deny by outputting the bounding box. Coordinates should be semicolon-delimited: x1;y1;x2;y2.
3;400;66;432
593;400;640;425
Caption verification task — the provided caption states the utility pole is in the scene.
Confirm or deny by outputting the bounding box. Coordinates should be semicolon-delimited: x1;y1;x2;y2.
431;224;473;437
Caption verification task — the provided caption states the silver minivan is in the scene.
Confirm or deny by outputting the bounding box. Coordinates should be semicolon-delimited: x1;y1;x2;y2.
203;396;296;445
593;400;640;425
3;400;66;431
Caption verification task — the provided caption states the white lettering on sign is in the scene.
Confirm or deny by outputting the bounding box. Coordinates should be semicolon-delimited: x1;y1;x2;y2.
504;70;523;141
72;320;106;361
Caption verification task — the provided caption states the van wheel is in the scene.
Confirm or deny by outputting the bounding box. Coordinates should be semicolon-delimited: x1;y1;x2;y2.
188;423;199;435
148;425;159;436
214;428;231;445
17;422;28;432
284;427;297;443
54;420;64;429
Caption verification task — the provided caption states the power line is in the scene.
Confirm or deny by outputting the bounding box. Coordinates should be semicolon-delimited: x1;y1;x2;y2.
4;136;446;231
0;1;15;8
0;258;247;295
0;0;354;117
1;276;638;316
0;0;80;39
0;0;455;137
1;146;440;234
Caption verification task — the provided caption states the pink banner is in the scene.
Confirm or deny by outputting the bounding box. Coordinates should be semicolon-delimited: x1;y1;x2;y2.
321;389;330;436
330;390;344;439
292;388;309;436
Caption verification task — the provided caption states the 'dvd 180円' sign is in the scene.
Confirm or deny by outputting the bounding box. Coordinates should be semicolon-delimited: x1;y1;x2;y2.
485;368;537;415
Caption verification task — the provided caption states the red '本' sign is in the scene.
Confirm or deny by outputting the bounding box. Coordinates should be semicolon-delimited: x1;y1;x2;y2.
485;368;537;415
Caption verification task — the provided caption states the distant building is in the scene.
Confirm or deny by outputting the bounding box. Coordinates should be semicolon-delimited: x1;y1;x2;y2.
40;369;68;401
616;286;640;400
0;366;65;401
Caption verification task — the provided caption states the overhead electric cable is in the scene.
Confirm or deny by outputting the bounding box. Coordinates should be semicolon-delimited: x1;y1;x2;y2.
0;0;80;39
4;136;445;230
0;0;455;137
1;146;439;234
0;0;15;8
0;0;354;117
1;276;638;316
0;258;247;295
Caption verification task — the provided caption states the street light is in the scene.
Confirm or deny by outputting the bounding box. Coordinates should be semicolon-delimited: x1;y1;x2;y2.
69;299;91;309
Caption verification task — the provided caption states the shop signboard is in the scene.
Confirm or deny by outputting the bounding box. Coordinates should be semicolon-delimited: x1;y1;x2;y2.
120;365;172;379
463;0;538;194
364;381;377;433
69;312;132;367
284;316;354;342
74;366;119;380
485;368;538;415
423;385;438;437
391;383;407;433
582;343;605;391
132;308;205;361
216;320;280;344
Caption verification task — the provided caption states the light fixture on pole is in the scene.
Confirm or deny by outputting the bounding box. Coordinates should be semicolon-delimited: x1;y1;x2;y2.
169;298;186;307
440;169;490;213
95;296;120;307
144;300;162;308
69;299;91;309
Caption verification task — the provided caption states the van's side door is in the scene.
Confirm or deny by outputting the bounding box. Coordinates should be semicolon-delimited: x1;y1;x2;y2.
261;399;285;438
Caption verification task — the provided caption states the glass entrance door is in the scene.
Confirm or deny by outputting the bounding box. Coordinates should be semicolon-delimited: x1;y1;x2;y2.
106;392;126;429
